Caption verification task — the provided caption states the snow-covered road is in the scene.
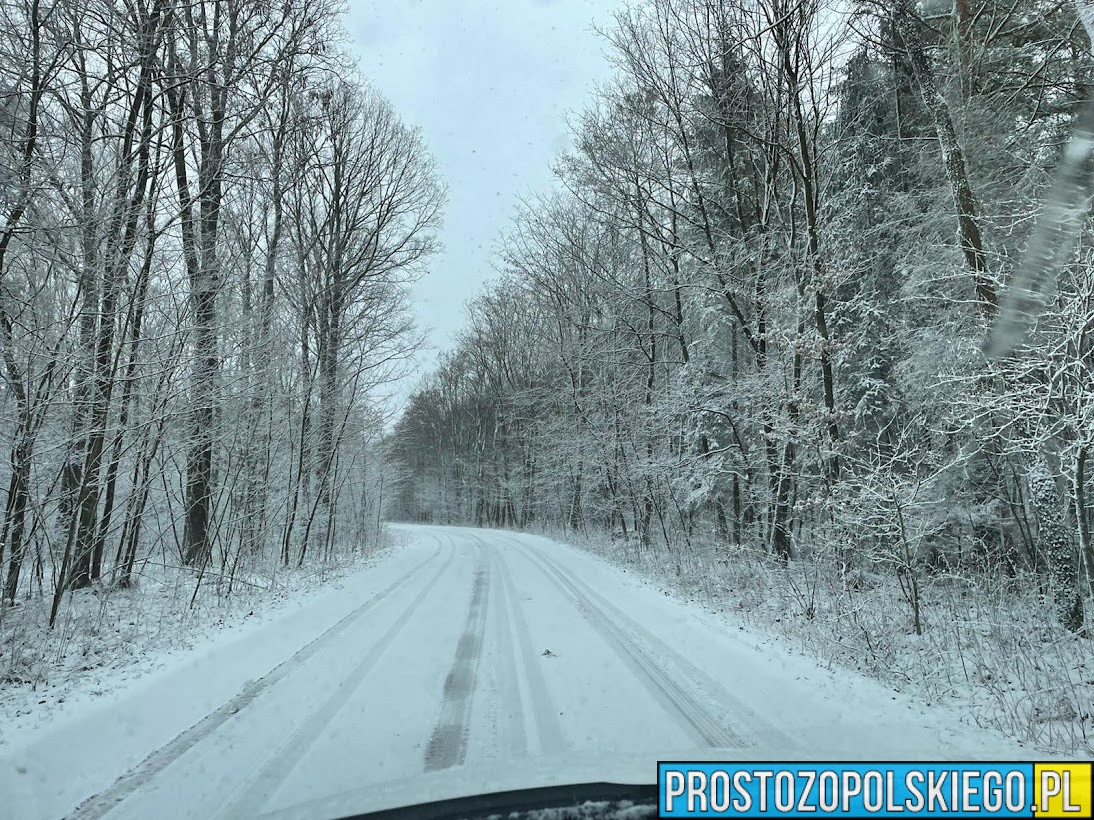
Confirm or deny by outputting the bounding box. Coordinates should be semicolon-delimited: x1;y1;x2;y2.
2;526;1041;819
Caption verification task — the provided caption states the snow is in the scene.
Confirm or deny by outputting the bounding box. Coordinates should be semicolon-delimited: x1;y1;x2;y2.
0;525;1058;820
1;553;391;748
558;527;1094;753
0;537;426;819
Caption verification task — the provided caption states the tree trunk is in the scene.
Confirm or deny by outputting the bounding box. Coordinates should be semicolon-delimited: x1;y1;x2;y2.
894;3;997;315
1029;459;1083;632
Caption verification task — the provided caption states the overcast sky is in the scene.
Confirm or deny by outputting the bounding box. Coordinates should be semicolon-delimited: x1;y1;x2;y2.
343;0;621;400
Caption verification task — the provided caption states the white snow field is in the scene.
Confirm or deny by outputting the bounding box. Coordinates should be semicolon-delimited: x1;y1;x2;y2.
1;525;1048;819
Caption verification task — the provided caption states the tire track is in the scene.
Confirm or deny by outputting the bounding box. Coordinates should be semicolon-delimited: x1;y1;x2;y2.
482;542;528;757
502;535;747;748
475;534;567;757
422;551;490;772
68;540;445;820
222;547;458;817
509;533;797;748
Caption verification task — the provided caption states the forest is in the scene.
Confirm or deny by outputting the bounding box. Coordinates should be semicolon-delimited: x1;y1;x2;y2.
3;0;1094;754
391;0;1094;744
0;0;443;630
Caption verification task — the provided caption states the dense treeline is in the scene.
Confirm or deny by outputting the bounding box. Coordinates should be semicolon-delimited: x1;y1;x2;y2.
394;0;1094;631
0;0;442;625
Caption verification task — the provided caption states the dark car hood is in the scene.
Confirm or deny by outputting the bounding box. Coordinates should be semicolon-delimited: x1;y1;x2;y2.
254;741;1034;820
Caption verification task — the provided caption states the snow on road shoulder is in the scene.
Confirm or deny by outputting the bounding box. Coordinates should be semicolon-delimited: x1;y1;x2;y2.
0;528;433;819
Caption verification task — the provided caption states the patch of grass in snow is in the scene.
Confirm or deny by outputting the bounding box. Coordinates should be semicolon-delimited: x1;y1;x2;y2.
547;528;1094;755
0;528;402;739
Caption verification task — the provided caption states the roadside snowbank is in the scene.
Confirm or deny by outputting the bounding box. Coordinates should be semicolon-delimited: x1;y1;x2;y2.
1;544;397;746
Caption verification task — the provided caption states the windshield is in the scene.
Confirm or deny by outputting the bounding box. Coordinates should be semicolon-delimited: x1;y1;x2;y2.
1;0;1092;818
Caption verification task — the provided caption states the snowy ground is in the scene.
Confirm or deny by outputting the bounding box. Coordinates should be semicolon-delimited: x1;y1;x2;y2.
0;525;1056;819
0;541;397;749
556;528;1094;755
